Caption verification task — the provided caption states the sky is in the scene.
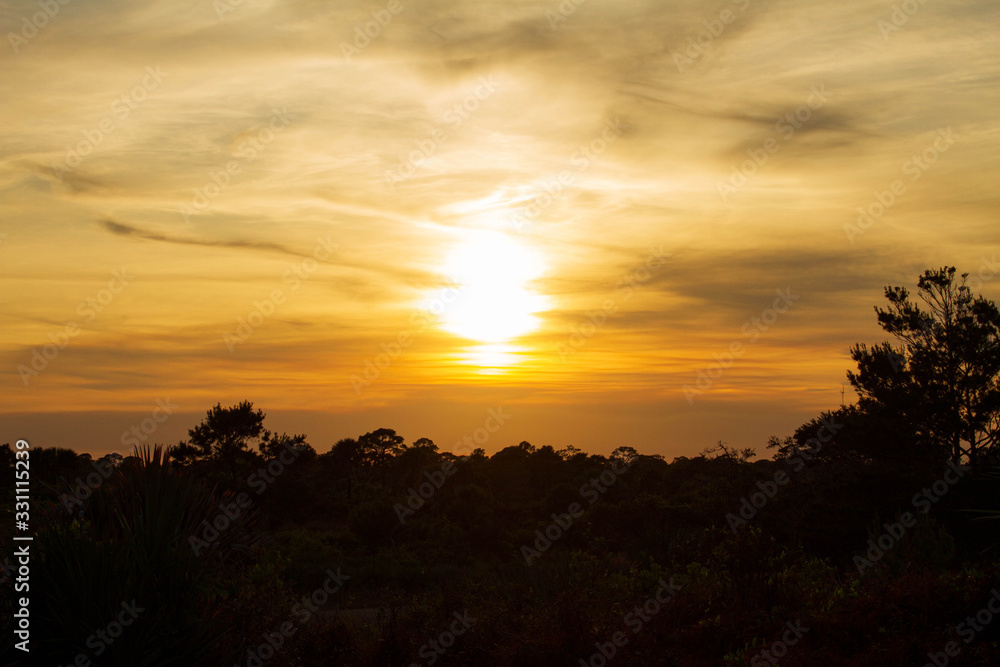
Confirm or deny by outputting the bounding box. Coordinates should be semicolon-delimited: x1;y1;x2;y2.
1;0;998;460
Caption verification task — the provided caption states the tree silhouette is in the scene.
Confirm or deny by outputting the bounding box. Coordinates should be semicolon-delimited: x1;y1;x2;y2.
610;446;639;466
849;267;1000;468
173;401;307;478
411;437;438;451
327;437;361;499
356;428;404;485
259;431;312;460
357;428;404;469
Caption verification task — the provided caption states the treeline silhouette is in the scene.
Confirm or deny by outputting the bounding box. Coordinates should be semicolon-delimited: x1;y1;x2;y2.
2;266;1000;666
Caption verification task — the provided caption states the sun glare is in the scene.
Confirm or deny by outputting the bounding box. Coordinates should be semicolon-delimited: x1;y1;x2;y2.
460;343;525;374
438;230;548;346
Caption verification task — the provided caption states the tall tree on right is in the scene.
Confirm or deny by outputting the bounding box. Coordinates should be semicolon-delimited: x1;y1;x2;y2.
849;267;1000;469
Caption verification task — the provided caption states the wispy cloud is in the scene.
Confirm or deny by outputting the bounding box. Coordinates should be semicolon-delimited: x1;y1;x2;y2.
99;218;304;258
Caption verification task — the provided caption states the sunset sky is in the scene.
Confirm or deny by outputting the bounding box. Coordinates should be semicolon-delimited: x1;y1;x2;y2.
2;0;998;459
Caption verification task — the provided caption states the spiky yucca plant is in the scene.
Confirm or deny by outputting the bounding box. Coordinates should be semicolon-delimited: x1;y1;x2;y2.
27;444;263;665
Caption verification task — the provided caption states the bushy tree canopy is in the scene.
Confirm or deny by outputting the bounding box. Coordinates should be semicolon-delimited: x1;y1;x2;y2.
848;267;1000;467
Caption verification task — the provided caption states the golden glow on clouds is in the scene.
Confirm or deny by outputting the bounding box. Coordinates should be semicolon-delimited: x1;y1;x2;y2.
460;343;525;375
0;0;998;455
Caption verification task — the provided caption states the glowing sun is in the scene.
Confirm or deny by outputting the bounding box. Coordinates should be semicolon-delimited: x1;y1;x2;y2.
439;230;548;344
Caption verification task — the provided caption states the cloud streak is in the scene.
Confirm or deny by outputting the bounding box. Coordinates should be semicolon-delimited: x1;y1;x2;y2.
99;218;305;258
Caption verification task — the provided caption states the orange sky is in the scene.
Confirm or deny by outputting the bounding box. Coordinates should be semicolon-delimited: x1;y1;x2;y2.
1;0;998;459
